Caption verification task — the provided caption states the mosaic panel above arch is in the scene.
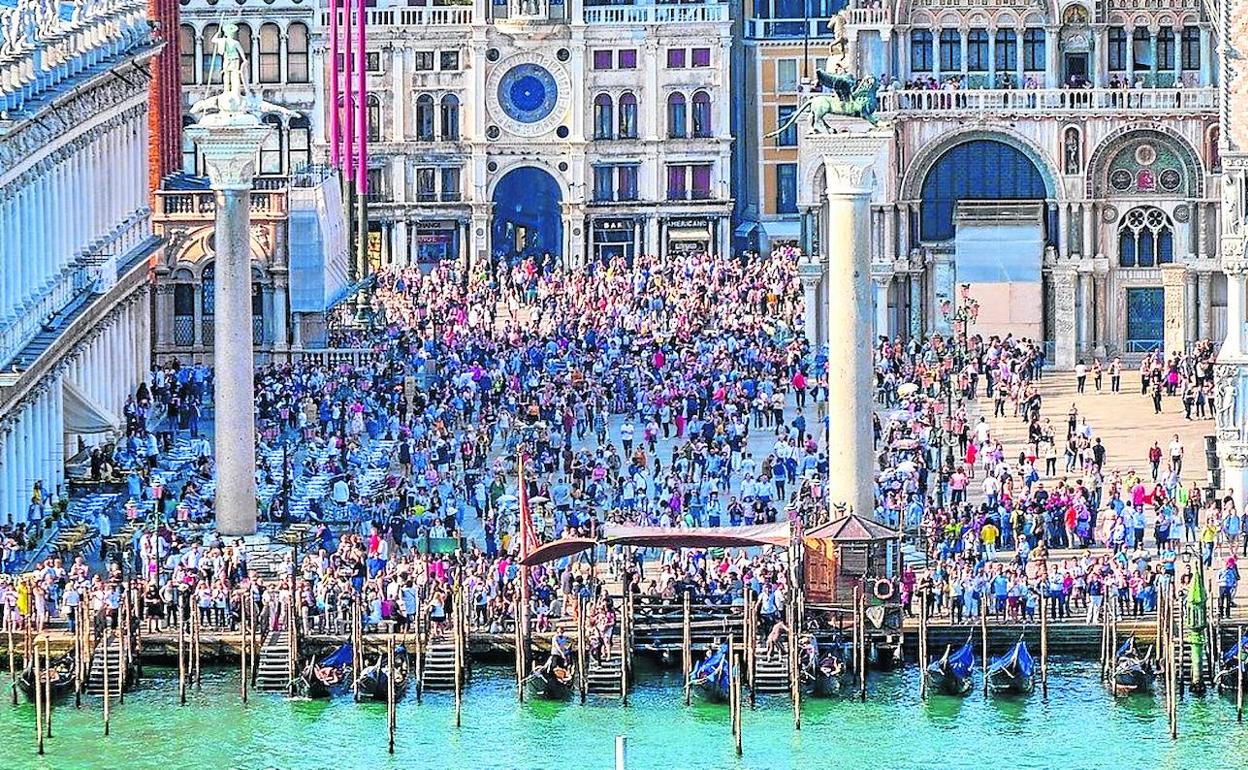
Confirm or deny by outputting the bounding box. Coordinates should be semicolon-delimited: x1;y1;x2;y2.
1087;128;1203;199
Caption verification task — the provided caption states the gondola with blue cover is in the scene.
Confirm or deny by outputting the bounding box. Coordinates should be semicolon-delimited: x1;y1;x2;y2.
293;643;353;699
689;642;732;703
925;639;975;696
987;638;1035;695
1215;634;1248;694
1111;637;1155;695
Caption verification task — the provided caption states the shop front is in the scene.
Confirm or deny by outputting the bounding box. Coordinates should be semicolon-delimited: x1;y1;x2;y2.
664;217;714;257
591;217;638;266
414;221;460;267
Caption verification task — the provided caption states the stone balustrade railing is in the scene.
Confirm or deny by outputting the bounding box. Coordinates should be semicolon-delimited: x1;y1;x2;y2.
156;189;289;219
0;0;151;116
319;4;473;28
876;86;1218;115
583;2;727;24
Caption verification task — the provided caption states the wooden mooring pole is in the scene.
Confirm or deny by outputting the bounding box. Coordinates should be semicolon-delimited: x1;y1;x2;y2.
177;609;186;706
415;596;424;704
102;630;111;737
454;599;463;728
980;602;989;697
789;597;800;730
42;635;52;737
858;588;867;701
74;604;83;709
513;597;524;703
620;593;630;706
918;587;928;700
1237;624;1244;723
240;596;248;704
33;642;43;754
1040;585;1049;699
579;594;589;705
387;631;396;754
8;624;15;706
681;592;691;706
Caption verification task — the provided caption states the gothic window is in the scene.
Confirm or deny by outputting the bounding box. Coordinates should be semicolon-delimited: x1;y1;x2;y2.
201;24;221;85
910;30;933;72
234;24;253;83
287;23;310;83
252;284;265;345
1157;27;1175;70
1132;28;1152;72
289;116;312;173
259;114;283;175
1022;28;1045;71
173;283;195;347
440;95;460;140
201;264;215;346
415;94;435;141
179;24;197;84
691;91;712;138
994;29;1017;72
667;92;687;139
1108;27;1127;71
258;23;281;84
366;95;382;142
939;29;960;72
967;29;988;72
618;93;638;139
593;93;614;140
1118;207;1174;268
1181;27;1201;70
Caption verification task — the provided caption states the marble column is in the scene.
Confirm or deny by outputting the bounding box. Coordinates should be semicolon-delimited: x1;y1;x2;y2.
1198;270;1213;340
822;156;877;519
1076;267;1093;357
798;260;822;348
1161;263;1188;354
872;272;891;341
186;117;273;537
1093;261;1109;358
1185;270;1198;345
1053;266;1077;369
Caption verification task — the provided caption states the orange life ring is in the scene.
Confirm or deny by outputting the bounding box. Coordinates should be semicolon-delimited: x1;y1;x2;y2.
872;578;895;601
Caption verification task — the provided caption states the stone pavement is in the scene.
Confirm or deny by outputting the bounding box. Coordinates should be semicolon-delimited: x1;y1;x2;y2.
974;371;1217;494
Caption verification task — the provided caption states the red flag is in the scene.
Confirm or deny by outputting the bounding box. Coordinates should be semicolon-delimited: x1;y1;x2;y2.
518;451;539;559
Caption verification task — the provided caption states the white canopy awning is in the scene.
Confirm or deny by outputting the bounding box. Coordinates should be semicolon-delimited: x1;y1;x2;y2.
62;380;120;435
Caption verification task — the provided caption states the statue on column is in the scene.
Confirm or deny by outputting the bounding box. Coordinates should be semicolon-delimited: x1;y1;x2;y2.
190;20;299;125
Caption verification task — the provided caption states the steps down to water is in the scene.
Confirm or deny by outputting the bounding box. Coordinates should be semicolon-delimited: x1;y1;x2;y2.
421;639;459;690
85;634;129;697
586;635;625;696
751;647;792;694
256;631;292;691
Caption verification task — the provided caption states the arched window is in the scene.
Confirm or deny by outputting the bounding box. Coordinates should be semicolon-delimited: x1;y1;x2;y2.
234;23;253;83
288;116;312;173
366;95;381;142
667;92;687;139
1119;207;1174;268
287;23;309;83
967;29;988;72
173;283;195;347
939;29;961;71
181;115;197;174
440;94;460;140
258;23;281;84
1132;27;1152;73
201;24;220;85
691;91;712;138
994;29;1017;72
593;93;613;140
910;29;933;72
252;284;266;345
259;114;283;175
1157;27;1175;72
415;94;435;141
618;92;638;139
201;264;215;346
178;24;197;84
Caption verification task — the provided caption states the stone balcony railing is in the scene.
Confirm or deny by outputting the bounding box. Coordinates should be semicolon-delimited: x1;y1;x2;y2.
583;2;727;24
0;0;152;117
876;86;1218;116
155;189;289;220
318;5;473;28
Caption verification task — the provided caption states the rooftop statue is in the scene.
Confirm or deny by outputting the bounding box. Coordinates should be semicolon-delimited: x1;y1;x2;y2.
189;21;299;126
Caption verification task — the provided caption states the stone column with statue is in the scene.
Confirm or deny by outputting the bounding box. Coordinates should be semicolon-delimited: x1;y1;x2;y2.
185;22;299;536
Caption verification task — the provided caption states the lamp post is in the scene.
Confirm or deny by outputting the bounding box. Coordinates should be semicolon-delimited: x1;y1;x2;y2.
937;284;980;506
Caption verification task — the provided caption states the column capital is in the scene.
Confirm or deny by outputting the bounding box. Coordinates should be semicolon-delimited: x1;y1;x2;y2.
185;121;274;191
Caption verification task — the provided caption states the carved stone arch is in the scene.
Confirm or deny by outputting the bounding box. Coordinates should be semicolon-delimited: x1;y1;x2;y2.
1107;11;1129;26
1085;125;1205;198
995;10;1017;29
899;127;1062;202
910;10;933;27
967;11;990;27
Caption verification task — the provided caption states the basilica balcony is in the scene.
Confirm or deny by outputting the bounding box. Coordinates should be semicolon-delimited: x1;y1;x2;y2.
317;5;473;28
155;188;289;221
582;0;728;25
876;87;1218;117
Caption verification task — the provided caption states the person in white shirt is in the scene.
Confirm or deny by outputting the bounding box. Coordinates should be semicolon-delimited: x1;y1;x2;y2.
1168;435;1184;475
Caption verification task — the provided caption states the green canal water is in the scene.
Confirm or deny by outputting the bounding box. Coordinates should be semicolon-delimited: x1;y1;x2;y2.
1;662;1244;769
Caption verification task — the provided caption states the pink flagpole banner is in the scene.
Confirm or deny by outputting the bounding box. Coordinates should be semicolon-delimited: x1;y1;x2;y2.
355;0;367;195
343;0;354;182
329;0;341;168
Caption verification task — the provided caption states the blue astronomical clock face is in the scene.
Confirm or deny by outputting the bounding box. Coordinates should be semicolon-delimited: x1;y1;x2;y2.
498;63;559;124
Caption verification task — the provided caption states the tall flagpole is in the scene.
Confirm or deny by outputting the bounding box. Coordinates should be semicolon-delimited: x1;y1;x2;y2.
329;0;341;168
355;0;369;280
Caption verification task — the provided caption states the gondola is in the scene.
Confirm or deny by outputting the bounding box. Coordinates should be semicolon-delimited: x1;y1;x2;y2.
525;652;577;701
354;646;409;701
291;643;353;699
799;638;849;696
689;643;732;703
924;640;975;696
1111;637;1155;695
987;639;1035;695
1214;634;1248;694
17;653;76;701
